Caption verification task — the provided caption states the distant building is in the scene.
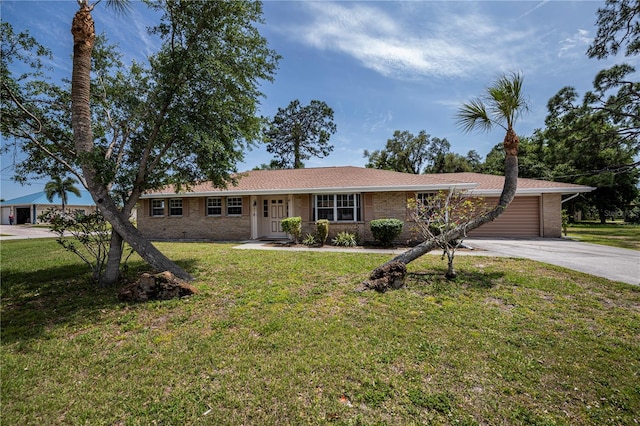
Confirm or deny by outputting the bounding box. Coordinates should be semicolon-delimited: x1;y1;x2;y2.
0;190;97;225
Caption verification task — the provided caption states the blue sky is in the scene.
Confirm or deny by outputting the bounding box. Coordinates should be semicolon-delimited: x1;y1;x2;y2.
1;0;636;200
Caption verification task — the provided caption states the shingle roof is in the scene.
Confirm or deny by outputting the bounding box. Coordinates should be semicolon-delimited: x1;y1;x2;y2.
0;190;96;206
439;172;594;195
141;166;594;197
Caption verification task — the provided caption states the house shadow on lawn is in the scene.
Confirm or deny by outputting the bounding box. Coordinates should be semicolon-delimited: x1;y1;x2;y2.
0;259;197;344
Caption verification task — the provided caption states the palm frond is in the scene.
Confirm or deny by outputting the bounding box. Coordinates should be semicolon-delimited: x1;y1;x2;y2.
455;97;493;134
488;72;529;129
94;0;131;15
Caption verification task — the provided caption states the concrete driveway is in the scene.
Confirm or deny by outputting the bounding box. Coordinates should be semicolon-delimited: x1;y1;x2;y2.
466;237;639;286
0;224;59;240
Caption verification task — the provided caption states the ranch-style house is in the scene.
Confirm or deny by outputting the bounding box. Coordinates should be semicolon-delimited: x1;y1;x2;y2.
138;166;594;243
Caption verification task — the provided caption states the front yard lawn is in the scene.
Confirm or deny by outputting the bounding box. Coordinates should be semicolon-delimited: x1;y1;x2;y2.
2;239;639;425
566;221;640;250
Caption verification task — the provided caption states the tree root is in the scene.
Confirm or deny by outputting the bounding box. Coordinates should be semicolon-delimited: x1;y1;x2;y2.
361;261;407;292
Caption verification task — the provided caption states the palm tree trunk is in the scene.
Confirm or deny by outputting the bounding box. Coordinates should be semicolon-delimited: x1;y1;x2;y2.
365;130;519;290
101;230;123;286
71;5;194;283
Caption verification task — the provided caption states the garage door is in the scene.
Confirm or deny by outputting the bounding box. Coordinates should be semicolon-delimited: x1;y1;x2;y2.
468;196;540;237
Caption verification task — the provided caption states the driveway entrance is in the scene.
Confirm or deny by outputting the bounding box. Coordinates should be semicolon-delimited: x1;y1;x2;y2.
466;238;639;286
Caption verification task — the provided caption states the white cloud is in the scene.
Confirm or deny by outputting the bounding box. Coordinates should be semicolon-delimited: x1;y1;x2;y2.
558;29;592;58
280;2;537;80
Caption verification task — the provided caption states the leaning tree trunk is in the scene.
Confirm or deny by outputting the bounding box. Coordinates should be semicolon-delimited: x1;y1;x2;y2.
364;128;520;291
71;5;194;283
101;230;124;287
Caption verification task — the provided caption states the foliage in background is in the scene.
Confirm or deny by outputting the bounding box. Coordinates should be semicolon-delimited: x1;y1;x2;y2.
43;176;82;212
408;191;489;279
316;219;329;246
369;218;404;247
281;216;302;243
364;129;481;174
562;209;570;236
264;99;336;169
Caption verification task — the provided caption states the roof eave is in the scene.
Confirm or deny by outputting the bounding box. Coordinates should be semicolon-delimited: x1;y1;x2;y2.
140;183;478;198
470;187;596;196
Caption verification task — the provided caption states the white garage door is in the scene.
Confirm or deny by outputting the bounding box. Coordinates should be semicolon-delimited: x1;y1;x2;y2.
468;196;541;237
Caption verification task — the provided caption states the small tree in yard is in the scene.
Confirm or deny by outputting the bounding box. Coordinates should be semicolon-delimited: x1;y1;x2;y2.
39;208;111;282
408;191;489;279
44;176;81;212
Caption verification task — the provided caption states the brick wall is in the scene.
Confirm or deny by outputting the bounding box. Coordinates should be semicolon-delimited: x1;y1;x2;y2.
299;191;415;245
542;193;562;237
138;197;251;240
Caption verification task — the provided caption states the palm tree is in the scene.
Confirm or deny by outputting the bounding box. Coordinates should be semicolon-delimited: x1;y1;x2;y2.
366;72;528;289
44;176;82;211
70;0;195;285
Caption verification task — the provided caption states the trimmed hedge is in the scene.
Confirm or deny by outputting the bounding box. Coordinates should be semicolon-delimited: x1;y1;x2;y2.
281;216;302;242
370;218;404;247
316;219;329;246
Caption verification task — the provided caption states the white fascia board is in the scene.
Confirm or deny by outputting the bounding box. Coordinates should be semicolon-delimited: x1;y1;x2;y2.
468;186;596;196
140;183;477;198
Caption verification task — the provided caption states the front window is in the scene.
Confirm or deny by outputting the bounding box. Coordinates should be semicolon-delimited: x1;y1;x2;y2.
227;197;242;215
169;198;183;216
415;192;440;220
314;194;361;221
151;199;165;217
207;197;222;216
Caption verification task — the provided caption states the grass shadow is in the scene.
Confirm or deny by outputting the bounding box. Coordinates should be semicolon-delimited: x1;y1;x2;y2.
407;268;504;292
1;258;198;345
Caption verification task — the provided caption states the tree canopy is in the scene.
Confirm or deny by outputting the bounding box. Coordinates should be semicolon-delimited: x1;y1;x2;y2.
587;0;640;59
2;1;280;284
264;99;336;169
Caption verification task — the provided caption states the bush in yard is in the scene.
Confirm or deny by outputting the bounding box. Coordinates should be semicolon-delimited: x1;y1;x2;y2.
302;233;317;246
316;219;329;246
370;218;403;247
39;208;111;283
332;231;358;247
281;216;302;242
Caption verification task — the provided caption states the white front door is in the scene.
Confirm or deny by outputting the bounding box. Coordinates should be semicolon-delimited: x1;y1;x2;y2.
262;198;288;238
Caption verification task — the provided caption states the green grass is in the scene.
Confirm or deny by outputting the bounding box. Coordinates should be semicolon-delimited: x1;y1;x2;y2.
2;239;639;425
566;222;640;250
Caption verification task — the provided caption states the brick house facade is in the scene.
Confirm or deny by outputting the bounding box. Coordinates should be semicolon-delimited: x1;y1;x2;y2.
138;167;593;242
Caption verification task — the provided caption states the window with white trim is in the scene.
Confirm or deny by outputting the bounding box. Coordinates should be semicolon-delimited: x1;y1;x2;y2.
169;198;183;216
415;192;440;220
207;197;222;216
151;199;165;217
227;197;242;215
314;194;361;222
